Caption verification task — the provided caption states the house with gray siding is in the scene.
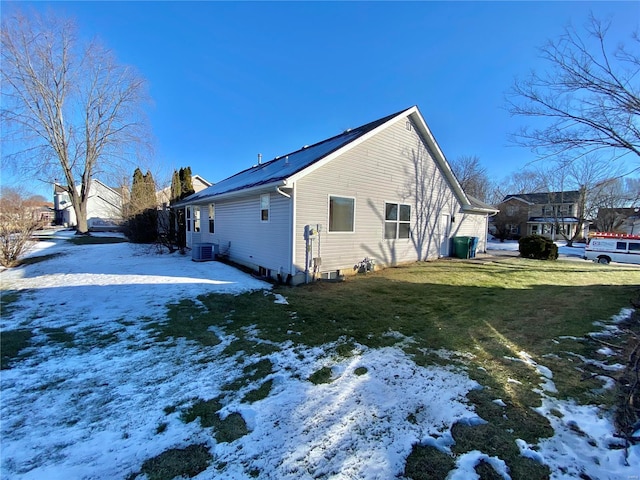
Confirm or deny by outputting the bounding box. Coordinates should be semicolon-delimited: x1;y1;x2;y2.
175;106;497;284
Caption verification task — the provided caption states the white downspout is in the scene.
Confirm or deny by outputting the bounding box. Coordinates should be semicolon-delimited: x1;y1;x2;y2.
277;184;295;280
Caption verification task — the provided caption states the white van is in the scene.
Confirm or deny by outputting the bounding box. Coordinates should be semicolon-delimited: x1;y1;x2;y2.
584;233;640;265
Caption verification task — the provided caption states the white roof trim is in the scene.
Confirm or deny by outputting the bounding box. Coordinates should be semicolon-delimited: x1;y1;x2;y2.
503;196;534;206
174;180;286;206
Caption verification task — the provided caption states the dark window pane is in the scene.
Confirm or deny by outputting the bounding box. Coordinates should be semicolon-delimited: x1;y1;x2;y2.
399;223;410;238
384;222;397;239
399;204;411;222
385;203;398;221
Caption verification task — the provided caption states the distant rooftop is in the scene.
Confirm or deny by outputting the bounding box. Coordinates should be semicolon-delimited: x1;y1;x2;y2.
503;191;581;205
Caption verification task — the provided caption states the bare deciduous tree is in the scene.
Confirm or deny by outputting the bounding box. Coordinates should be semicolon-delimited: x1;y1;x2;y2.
592;176;640;231
0;187;43;267
1;10;150;234
449;155;491;202
490;168;548;206
508;14;640;163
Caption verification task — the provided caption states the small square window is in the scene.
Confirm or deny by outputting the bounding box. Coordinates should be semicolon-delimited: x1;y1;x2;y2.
260;194;270;222
384;202;411;239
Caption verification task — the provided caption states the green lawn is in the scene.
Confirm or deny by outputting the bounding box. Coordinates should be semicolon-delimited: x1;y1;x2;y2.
148;256;639;479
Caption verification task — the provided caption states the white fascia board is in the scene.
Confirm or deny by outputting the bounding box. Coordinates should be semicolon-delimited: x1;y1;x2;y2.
176;180;288;206
92;179;121;196
285;108;413;185
192;174;213;187
462;205;499;215
505;196;534;206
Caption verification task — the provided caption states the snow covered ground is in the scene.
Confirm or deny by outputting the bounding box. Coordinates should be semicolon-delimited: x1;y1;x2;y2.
1;231;638;479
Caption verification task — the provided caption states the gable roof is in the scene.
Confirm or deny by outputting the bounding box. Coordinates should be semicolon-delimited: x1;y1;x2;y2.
177;108;408;205
177;106;496;214
502;191;581;205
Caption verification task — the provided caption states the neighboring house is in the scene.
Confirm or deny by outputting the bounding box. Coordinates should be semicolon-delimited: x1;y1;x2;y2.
493;191;585;240
156;174;212;207
595;207;640;235
53;180;124;231
175;106;496;284
32;201;54;226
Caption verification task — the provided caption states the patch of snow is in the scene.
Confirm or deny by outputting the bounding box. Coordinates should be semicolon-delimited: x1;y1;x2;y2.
535;399;637;480
446;450;511;480
611;308;634;323
493;399;507;407
273;293;288;304
420;432;456;454
516;438;545;464
596;347;616;356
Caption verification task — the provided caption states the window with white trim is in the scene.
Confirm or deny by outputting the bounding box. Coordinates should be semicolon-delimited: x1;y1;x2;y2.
260;194;270;222
384;202;411;239
194;207;200;232
186;207;191;232
329;196;355;232
208;204;215;233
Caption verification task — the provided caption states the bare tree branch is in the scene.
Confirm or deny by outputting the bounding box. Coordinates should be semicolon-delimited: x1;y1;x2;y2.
508;14;640;163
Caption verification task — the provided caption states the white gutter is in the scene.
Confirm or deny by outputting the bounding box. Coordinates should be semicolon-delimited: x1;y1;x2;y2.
462;205;499;215
173;180;288;207
276;186;291;198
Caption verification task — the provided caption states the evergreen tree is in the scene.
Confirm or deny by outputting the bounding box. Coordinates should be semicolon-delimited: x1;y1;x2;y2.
180;167;195;200
143;170;156;207
124;168;157;243
129;167;145;214
170;169;181;203
173;166;195;250
168;169;181;246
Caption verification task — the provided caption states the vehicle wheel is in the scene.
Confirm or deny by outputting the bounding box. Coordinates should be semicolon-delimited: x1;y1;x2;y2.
597;256;610;265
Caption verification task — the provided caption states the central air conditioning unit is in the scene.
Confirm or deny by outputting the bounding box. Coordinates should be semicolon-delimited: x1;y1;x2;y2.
192;243;217;262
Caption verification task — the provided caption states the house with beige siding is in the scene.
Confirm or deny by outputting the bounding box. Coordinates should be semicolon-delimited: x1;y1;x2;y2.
175;106;497;284
492;191;586;240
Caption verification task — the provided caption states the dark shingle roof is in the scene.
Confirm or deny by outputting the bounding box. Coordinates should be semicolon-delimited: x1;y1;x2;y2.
180;108;412;204
503;191;581;205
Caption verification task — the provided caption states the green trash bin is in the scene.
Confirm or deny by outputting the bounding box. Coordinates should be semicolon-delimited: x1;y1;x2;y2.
453;236;472;259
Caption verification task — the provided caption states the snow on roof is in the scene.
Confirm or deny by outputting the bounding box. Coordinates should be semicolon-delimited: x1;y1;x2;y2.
528;216;580;223
503;191;581;205
178;108;412;205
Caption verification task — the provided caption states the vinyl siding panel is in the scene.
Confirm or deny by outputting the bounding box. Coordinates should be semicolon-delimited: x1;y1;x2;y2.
454;213;489;253
188;192;292;276
294;118;461;273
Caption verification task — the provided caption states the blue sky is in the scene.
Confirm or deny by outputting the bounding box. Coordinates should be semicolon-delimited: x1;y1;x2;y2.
2;1;639;197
